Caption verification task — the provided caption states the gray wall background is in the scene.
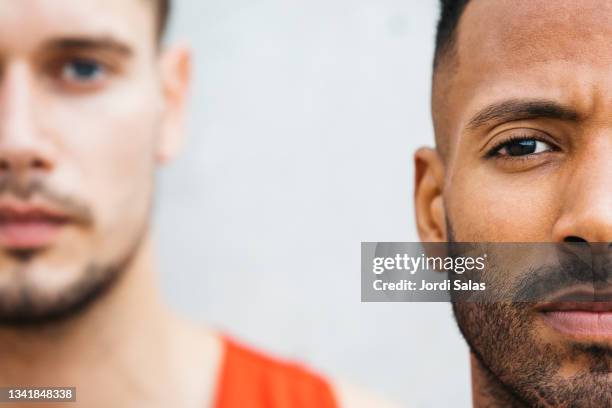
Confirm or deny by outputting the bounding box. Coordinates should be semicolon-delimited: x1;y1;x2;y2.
154;1;470;406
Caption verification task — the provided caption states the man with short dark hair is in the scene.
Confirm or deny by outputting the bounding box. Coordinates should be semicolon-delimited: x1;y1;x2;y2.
415;0;612;406
0;1;391;406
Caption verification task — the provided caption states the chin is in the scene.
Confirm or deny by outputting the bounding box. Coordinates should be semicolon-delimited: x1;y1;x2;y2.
0;257;123;326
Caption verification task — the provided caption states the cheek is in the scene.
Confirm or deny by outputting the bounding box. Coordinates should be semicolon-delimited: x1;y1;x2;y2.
448;167;561;241
43;82;162;253
80;113;157;234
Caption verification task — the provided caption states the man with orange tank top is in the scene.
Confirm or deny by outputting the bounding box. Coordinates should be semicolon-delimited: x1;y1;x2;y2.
0;0;398;406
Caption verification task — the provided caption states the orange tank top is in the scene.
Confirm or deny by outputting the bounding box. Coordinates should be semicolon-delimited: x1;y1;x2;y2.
213;337;338;408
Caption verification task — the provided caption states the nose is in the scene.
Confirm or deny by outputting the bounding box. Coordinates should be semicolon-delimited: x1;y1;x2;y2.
552;136;612;243
0;61;55;175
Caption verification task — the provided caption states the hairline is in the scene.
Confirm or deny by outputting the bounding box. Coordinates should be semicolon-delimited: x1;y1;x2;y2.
146;0;170;42
431;1;472;159
433;0;471;73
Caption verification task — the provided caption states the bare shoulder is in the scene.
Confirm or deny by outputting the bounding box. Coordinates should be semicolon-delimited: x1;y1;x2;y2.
169;319;225;406
332;379;402;408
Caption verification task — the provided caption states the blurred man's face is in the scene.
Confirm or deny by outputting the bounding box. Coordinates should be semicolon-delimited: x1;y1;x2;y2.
0;0;170;323
422;0;612;405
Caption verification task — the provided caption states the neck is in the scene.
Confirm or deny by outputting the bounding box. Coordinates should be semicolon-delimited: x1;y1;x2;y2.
471;354;526;408
0;235;222;407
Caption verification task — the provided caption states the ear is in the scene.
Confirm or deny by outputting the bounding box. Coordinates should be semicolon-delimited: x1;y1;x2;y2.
156;44;192;164
414;147;447;242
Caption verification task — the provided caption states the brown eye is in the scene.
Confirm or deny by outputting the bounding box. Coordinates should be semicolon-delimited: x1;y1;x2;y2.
491;138;554;157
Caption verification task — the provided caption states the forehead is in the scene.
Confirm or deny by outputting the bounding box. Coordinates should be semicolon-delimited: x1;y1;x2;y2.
447;0;612;128
0;0;155;52
460;0;612;66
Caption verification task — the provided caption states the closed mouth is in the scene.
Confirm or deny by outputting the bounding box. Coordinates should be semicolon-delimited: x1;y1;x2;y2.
0;204;72;250
537;290;612;340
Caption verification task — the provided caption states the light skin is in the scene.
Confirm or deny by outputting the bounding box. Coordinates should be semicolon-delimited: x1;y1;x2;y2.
0;1;397;407
416;0;612;406
0;1;221;407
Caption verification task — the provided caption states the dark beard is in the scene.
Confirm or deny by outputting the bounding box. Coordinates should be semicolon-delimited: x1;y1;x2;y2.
453;302;612;407
0;221;148;328
0;173;151;328
0;245;140;328
448;222;612;407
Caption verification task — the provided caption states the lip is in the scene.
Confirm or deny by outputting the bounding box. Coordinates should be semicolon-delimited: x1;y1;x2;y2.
0;203;71;250
537;290;612;341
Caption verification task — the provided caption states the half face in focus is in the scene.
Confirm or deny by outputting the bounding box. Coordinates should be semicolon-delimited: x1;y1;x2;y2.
416;0;612;405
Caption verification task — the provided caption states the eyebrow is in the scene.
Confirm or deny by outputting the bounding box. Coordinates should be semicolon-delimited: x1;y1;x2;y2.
466;99;580;130
41;36;134;57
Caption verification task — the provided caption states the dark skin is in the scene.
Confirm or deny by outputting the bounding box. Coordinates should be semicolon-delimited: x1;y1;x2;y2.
415;0;612;406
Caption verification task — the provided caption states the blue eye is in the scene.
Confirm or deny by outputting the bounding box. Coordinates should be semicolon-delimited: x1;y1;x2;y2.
61;60;104;82
490;138;554;157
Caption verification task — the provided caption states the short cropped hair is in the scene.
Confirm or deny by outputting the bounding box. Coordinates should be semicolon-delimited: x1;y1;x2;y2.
155;0;171;40
431;0;471;157
433;0;470;70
